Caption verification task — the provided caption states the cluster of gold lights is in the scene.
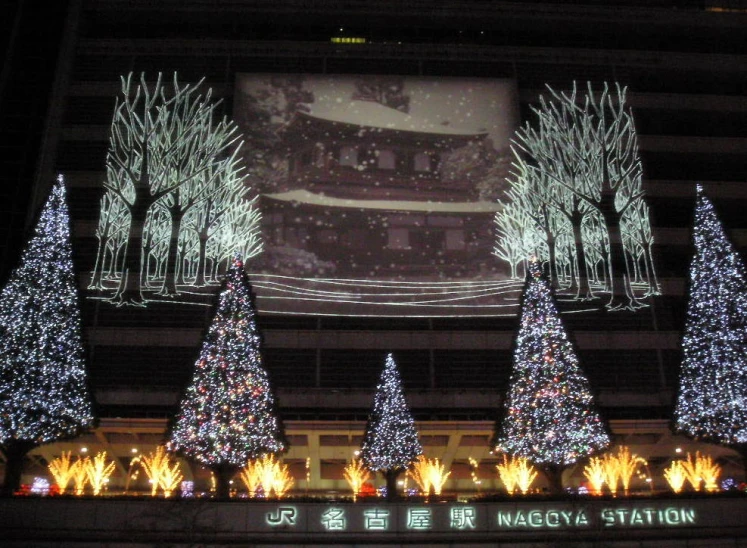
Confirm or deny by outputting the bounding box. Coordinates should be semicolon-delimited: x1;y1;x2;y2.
495;454;538;495
48;450;116;496
46;446;724;498
136;446;184;497
239;454;294;498
407;455;451;496
343;458;371;501
664;451;721;493
583;446;648;495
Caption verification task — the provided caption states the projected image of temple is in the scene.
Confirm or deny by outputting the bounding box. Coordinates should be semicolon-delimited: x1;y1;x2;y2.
266;100;501;278
238;75;511;281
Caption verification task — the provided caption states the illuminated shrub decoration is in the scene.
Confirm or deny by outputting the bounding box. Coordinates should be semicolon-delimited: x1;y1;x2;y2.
47;451;76;495
240;455;294;498
343;459;371;501
72;457;89;495
496;454;538;495
85;452;116;496
407;455;451;496
583;456;606;495
138;447;183;497
583;446;647;495
610;446;647;495
158;461;184;498
663;460;687;494
682;451;721;492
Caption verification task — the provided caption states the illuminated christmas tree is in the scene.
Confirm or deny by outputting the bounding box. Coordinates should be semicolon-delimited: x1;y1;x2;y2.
0;175;94;495
169;256;285;498
674;186;747;469
360;353;422;500
493;260;609;492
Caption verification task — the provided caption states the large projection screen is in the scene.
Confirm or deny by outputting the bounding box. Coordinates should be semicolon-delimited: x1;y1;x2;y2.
235;74;520;316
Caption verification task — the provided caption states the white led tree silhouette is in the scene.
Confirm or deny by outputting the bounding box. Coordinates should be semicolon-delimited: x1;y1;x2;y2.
89;73;262;305
495;82;659;310
674;186;747;474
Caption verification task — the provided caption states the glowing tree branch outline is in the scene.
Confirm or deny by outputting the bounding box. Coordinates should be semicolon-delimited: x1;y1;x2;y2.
89;72;262;305
496;82;659;310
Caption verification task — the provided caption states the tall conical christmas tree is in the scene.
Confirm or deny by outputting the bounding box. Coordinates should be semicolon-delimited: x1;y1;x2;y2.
493;259;609;492
169;256;285;498
674;185;747;470
0;175;94;495
360;353;422;501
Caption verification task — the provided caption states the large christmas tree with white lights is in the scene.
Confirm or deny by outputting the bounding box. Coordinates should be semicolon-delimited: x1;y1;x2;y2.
169;256;285;498
0;175;94;495
360;353;422;500
674;186;747;462
493;260;609;492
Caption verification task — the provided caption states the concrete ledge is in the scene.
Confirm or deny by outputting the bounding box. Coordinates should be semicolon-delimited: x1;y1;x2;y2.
2;496;746;545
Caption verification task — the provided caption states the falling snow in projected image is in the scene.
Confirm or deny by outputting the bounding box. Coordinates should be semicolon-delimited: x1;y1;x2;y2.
235;74;521;315
88;73;659;316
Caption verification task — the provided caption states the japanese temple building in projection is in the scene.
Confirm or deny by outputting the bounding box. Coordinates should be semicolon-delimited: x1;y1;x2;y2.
263;99;503;279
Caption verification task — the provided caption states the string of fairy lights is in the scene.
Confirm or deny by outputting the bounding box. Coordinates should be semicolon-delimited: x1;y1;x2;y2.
0;176;94;446
360;353;422;473
674;185;747;445
360;354;423;471
168;256;285;468
1;178;745;494
493;260;610;467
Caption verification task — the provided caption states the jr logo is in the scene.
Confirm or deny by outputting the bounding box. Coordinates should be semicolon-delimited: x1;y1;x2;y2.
266;507;297;526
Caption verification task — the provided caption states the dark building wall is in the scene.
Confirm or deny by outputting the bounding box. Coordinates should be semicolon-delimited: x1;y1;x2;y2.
13;0;747;421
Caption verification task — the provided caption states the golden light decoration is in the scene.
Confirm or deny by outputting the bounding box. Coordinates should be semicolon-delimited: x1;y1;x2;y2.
468;457;482;492
698;455;721;492
663;460;687;494
48;451;76;494
495;454;537;495
240;455;294;498
85;452;116;496
514;457;538;494
239;460;261;497
343;458;371;501
583;456;606;495
682;451;721;492
139;446;183;497
601;453;621;496
159;460;184;498
408;455;451;496
270;464;294;498
72;457;89;495
496;455;517;495
611;446;647;495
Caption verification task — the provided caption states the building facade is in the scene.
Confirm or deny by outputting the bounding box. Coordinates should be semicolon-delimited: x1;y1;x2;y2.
3;0;747;494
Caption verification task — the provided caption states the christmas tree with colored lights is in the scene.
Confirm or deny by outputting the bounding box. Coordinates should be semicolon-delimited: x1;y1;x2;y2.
674;185;747;471
360;353;422;501
493;259;609;492
169;256;285;498
0;175;94;495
